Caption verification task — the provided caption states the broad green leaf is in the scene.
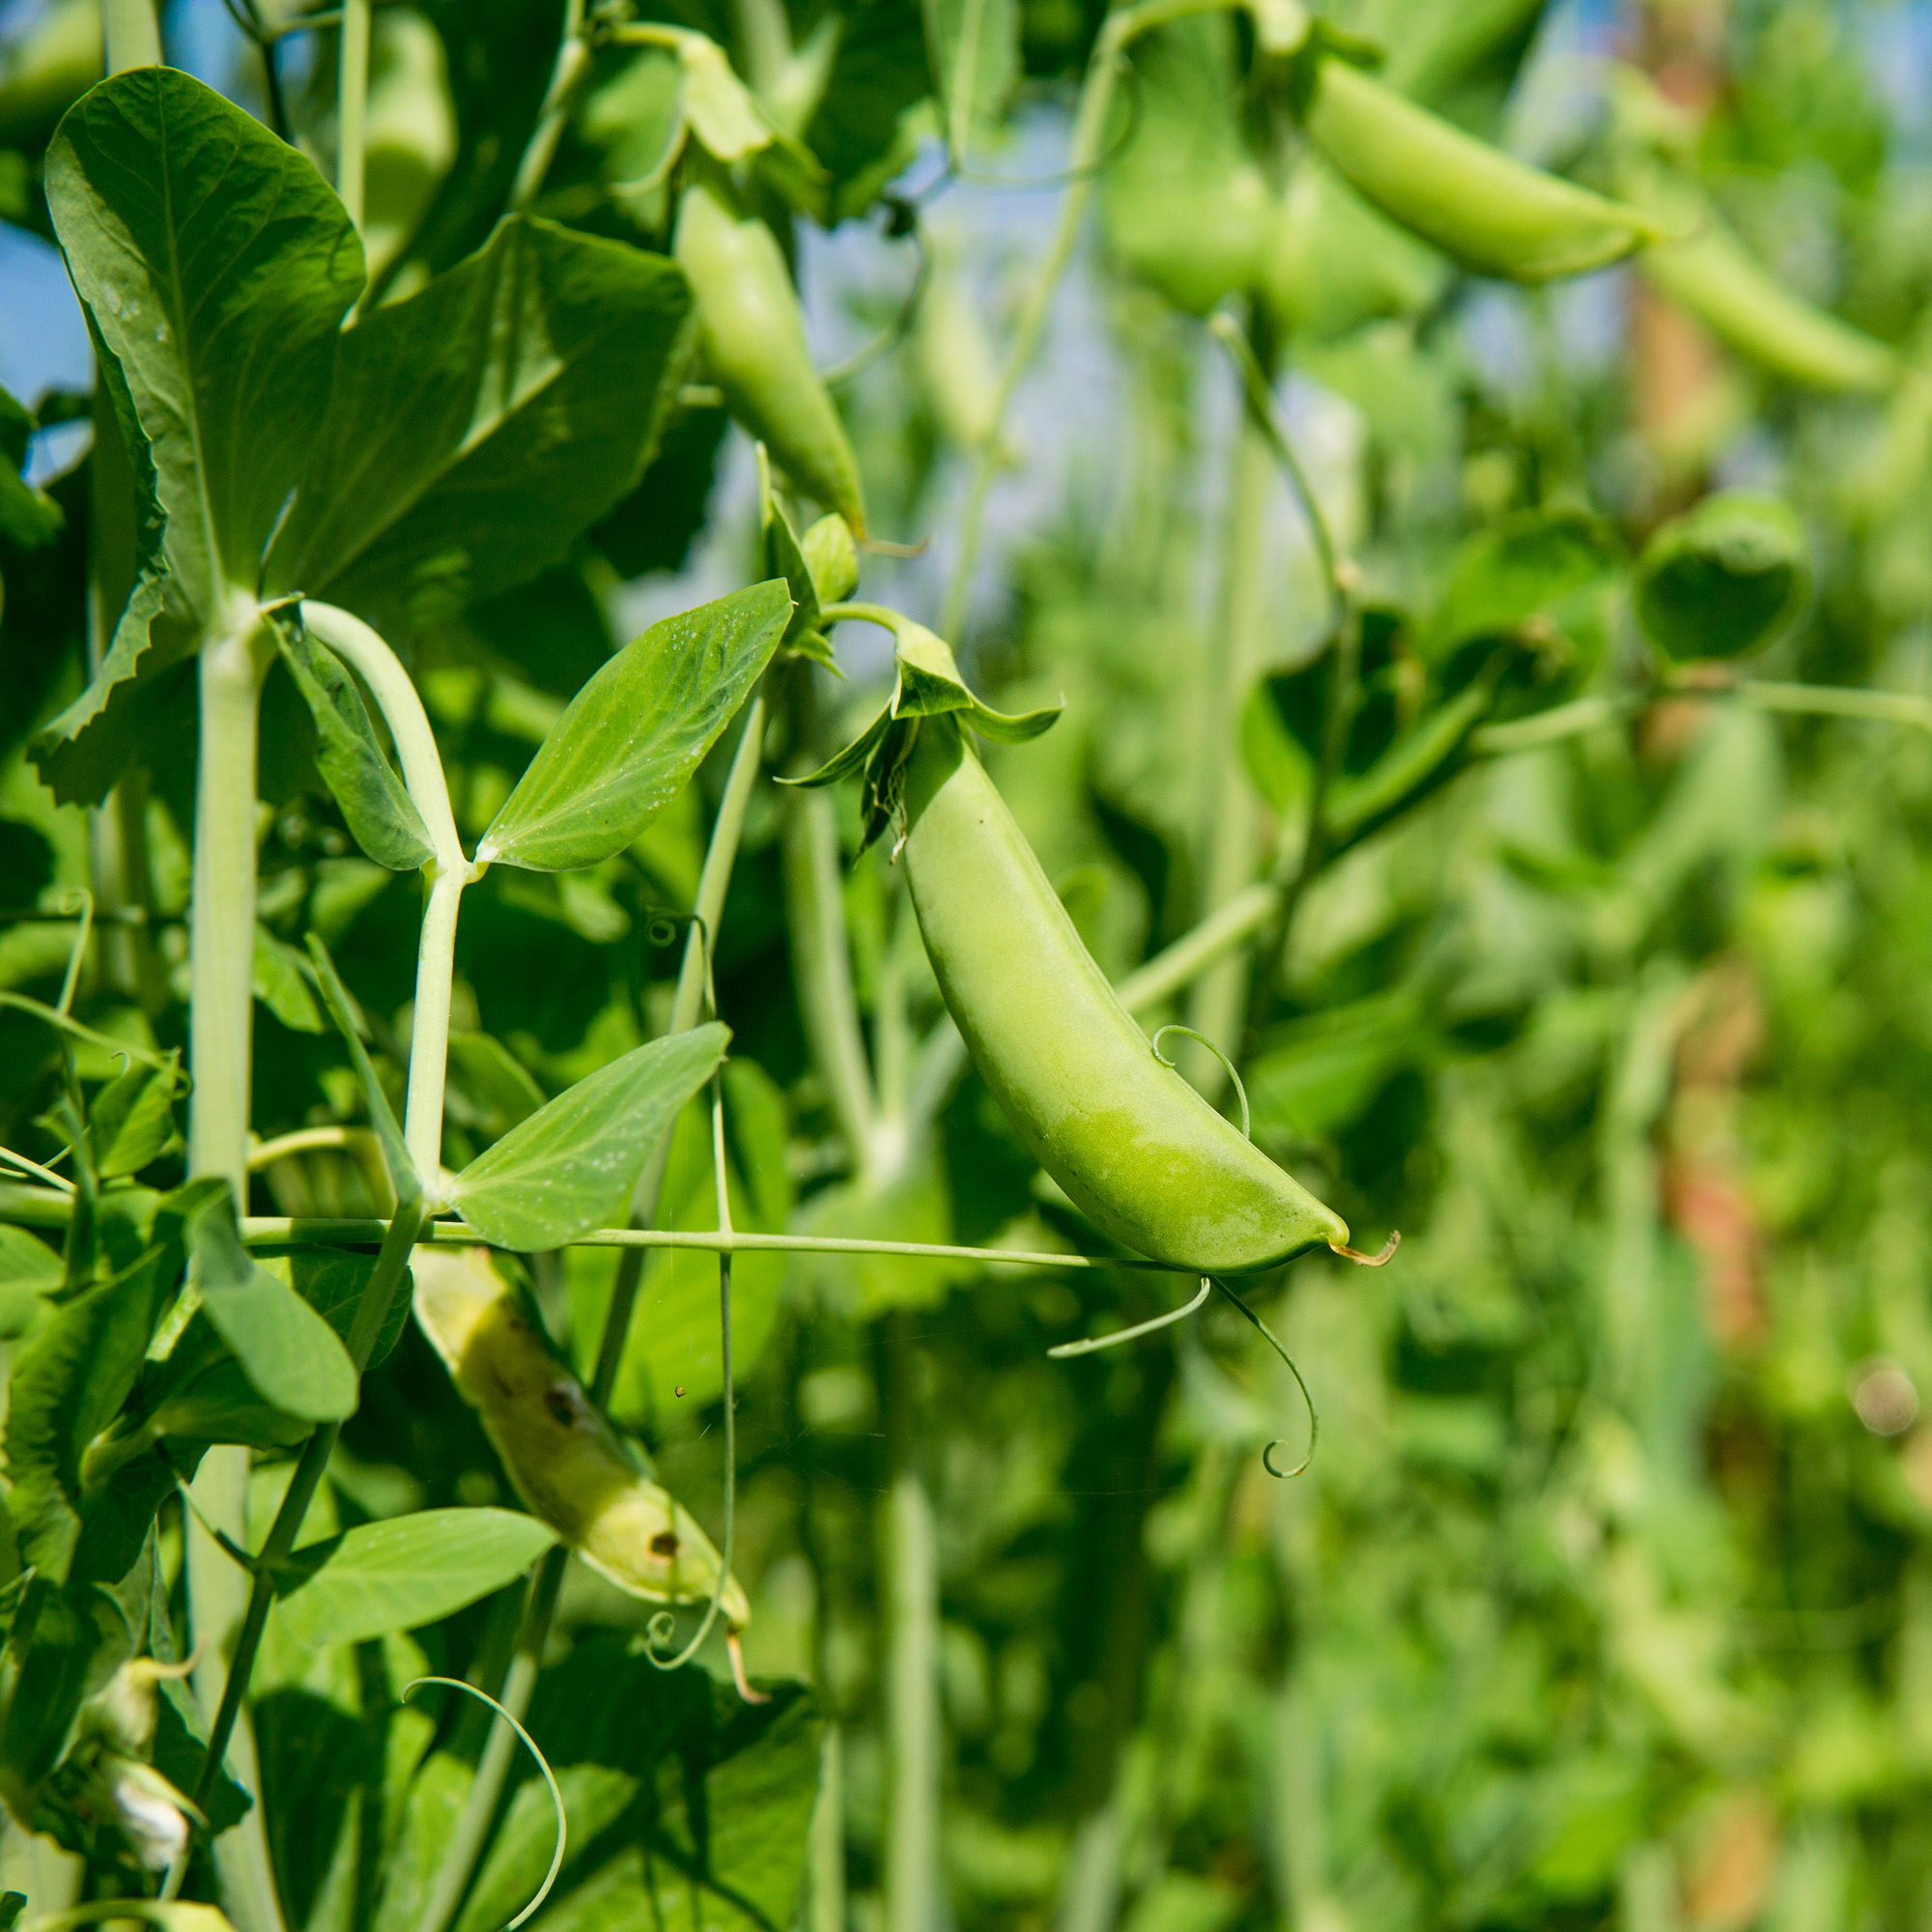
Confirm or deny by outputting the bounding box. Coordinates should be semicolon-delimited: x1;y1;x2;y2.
266;215;694;630
185;1187;358;1424
88;1051;180;1177
448;1023;729;1250
0;1584;130;1792
0;1225;61;1293
510;1649;819;1932
1634;492;1812;663
37;67;361;799
4;1246;172;1579
1425;509;1623;664
477;583;789;872
274;621;435;872
306;934;420;1207
274;1508;558;1646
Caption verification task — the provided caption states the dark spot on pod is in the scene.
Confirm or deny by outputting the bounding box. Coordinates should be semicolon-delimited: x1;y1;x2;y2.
650;1531;680;1556
544;1383;582;1427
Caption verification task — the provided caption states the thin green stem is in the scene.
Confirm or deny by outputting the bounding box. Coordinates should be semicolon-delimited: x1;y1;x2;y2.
640;1082;739;1671
938;0;1247;639
508;0;588;213
1208;311;1349;622
1113;882;1278;1013
1242;601;1359;1046
1736;679;1932;732
1185;346;1274;1079
412;1549;566;1932
239;1218;1190;1272
784;784;877;1166
881;1324;939;1932
337;0;371;230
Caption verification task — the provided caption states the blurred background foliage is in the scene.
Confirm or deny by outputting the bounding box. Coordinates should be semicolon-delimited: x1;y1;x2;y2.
9;0;1932;1927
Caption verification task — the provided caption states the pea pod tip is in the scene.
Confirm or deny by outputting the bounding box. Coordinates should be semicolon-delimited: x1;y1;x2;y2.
1330;1231;1400;1266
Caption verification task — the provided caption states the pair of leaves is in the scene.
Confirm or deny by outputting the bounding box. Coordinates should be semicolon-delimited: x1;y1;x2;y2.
36;67;695;804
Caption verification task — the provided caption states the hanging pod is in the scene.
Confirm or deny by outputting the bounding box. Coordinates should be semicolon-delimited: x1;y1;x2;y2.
901;717;1349;1272
673;178;867;534
1296;52;1666;282
412;1247;752;1629
1631;173;1898;395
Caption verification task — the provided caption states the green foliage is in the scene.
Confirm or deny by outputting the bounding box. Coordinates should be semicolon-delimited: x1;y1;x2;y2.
9;1;1932;1926
273;1509;558;1647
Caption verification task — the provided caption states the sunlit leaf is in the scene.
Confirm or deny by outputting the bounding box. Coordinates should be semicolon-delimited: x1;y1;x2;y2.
477;584;789;872
274;1508;558;1646
266;215;693;631
448;1024;728;1250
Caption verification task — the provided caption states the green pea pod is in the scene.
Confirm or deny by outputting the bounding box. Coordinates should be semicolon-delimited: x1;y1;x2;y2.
673;180;867;535
412;1248;751;1629
1639;205;1898;395
1299;55;1665;282
902;715;1349;1273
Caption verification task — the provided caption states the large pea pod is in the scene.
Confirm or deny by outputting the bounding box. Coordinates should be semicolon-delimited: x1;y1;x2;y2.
901;716;1349;1273
1298;54;1663;282
412;1247;751;1631
673;179;867;535
1639;211;1898;395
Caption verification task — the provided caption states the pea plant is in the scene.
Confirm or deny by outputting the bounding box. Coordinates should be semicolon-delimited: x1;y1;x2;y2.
3;0;1931;1927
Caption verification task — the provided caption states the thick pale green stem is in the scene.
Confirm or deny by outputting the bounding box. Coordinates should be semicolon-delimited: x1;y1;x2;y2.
188;618;270;1196
300;602;470;1188
182;612;286;1931
101;0;160;71
405;871;466;1188
337;0;372;230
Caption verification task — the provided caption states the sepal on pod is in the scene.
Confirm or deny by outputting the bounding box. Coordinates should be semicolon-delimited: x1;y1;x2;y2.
783;607;1062;848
